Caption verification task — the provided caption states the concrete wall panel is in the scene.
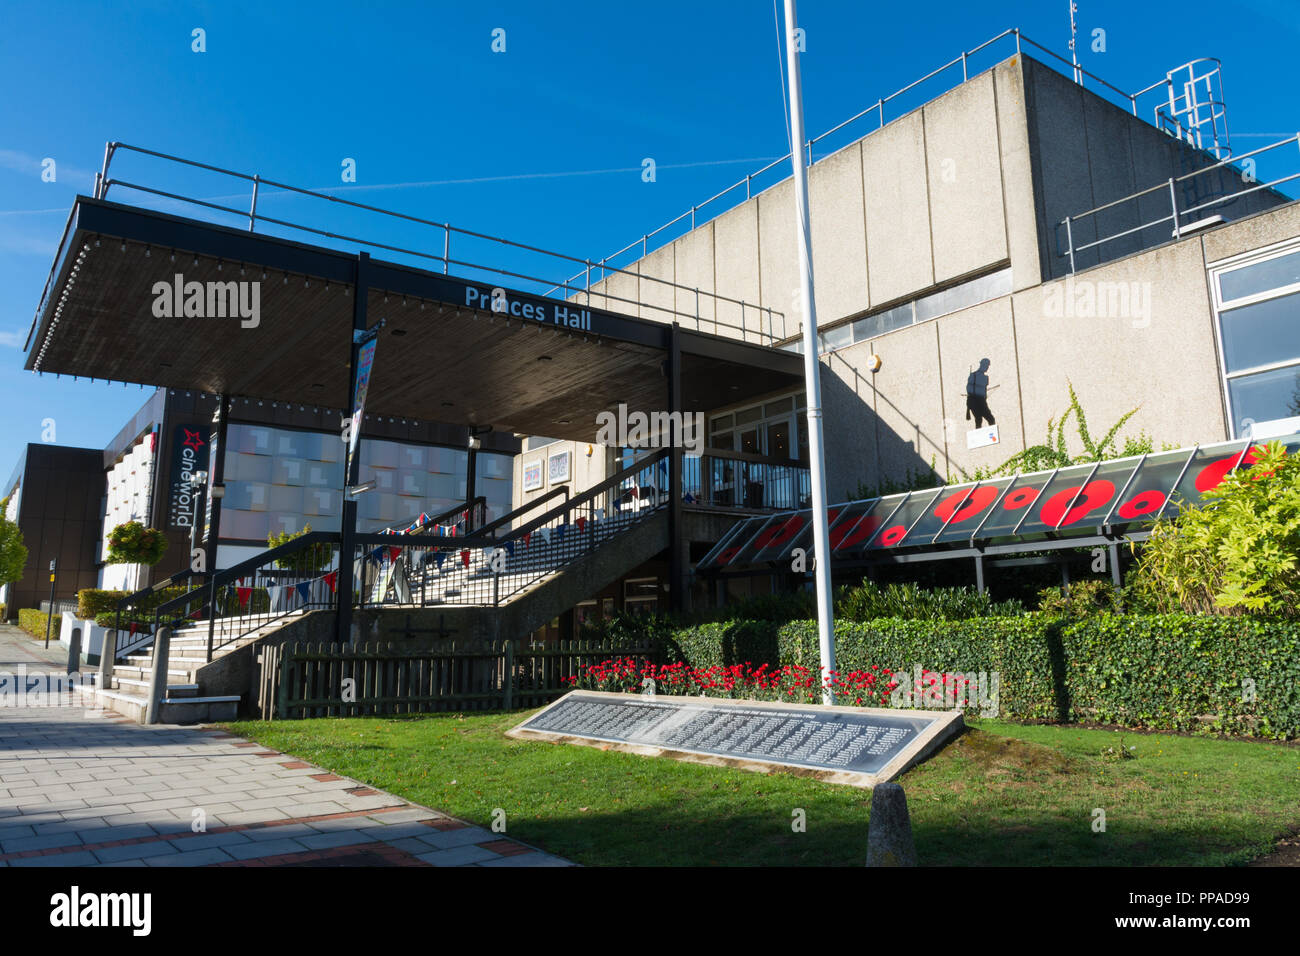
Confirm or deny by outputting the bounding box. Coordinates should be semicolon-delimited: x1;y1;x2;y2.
1011;239;1227;450
807;142;869;325
863;110;934;305
637;245;676;323
995;58;1042;292
673;221;716;329
711;200;762;340
758;178;800;342
924;72;1008;283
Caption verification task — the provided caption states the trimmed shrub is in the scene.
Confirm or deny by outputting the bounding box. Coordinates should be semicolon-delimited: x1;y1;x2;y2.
836;580;1024;621
17;608;60;640
1036;580;1124;616
656;614;1299;739
78;587;195;621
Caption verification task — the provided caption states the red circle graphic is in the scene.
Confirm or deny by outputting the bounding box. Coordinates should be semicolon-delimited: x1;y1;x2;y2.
1117;489;1166;520
833;515;882;551
1194;447;1261;494
879;525;908;547
934;486;1000;524
753;515;805;551
1039;480;1116;527
1002;487;1040;510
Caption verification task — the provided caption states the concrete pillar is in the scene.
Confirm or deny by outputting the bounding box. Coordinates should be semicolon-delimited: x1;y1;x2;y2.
146;627;172;725
98;629;117;690
865;782;917;867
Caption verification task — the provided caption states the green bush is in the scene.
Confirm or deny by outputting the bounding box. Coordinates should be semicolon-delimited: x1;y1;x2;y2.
17;608;60;640
655;614;1299;739
835;580;1024;621
1131;441;1300;617
1036;580;1125;616
105;521;168;566
268;523;336;572
78;586;195;621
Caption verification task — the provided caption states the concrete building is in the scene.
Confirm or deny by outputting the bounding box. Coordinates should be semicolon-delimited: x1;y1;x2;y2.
558;51;1293;502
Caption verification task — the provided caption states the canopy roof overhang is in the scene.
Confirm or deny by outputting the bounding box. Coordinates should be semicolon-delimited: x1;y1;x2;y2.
26;198;803;441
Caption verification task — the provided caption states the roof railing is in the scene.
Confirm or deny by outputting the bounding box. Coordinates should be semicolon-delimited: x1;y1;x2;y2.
73;142;787;348
1059;132;1300;272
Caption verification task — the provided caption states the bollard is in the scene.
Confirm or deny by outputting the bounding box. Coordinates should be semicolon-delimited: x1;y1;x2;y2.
66;627;82;675
98;629;118;691
146;627;172;724
865;782;917;867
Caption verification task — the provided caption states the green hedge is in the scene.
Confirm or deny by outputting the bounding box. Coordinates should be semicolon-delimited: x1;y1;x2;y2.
77;586;198;621
18;608;60;640
656;614;1299;739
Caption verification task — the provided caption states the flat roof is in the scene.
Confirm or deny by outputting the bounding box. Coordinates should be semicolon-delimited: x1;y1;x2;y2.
27;198;802;443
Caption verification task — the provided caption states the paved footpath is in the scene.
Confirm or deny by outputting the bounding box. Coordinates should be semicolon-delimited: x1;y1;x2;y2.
0;628;571;868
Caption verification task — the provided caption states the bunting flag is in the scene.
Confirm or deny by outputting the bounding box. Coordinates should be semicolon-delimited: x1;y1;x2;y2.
484;547;496;564
554;524;567;542
576;517;587;533
236;587;252;609
504;541;515;557
324;572;338;594
369;547;383;561
129;622;137;636
460;550;470;568
388;546;401;562
538;528;550;544
433;551;447;570
294;581;309;602
523;532;531;549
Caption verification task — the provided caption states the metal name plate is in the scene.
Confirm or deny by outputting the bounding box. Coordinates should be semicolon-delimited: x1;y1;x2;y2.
508;690;963;788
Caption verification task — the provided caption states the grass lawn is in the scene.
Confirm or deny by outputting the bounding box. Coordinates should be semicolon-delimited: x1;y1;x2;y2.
225;711;1299;866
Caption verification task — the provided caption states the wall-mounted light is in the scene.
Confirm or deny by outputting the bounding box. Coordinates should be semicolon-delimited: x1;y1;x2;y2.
866;353;883;372
346;479;377;497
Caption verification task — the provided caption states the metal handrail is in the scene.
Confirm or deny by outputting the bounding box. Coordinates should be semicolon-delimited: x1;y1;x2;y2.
87;143;784;346
1059;133;1300;270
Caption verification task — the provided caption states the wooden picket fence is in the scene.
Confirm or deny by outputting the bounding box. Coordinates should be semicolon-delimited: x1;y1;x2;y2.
258;639;662;720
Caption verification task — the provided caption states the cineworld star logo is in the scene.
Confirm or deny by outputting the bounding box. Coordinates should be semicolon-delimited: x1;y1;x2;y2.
182;428;205;451
151;273;261;328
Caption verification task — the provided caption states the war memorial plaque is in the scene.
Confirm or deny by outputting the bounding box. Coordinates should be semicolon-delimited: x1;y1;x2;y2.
507;690;964;788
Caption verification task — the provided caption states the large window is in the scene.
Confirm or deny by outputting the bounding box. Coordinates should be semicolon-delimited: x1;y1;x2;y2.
709;391;807;461
220;424;513;542
1211;240;1300;437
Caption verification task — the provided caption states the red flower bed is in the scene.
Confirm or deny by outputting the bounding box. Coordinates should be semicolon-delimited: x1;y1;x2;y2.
565;657;974;709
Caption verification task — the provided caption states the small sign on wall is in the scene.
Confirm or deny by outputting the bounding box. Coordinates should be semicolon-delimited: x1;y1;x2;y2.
966;424;1000;450
548;449;572;484
522;458;544;492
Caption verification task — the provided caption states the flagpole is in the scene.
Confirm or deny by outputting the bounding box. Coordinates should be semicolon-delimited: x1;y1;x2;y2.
782;0;836;704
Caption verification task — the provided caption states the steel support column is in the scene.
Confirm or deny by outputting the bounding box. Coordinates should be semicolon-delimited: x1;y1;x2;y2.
668;323;684;612
335;252;369;644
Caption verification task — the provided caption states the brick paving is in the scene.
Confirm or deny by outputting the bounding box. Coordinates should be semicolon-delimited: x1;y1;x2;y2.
0;633;571;868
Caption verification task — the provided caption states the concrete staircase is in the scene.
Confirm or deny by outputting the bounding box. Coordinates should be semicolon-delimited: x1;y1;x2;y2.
93;611;310;724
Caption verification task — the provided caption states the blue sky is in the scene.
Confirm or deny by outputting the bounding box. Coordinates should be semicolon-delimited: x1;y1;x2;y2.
2;0;1298;473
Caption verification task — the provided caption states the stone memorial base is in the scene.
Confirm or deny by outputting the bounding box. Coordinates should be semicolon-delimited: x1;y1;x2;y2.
507;690;964;789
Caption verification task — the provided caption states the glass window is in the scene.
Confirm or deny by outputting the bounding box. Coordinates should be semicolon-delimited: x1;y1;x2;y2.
819;323;852;353
1220;292;1300;373
1227;367;1300;439
1220;248;1300;303
763;398;793;416
735;406;762;426
710;414;734;432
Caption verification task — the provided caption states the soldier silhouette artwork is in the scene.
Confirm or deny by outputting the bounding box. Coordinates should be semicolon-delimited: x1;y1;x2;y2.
966;358;996;429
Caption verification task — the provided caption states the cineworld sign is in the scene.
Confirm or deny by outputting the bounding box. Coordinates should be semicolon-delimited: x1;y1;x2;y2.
167;424;210;530
697;434;1299;569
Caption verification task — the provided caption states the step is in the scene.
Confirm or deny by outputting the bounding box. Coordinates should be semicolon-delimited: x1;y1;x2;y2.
114;678;199;698
157;696;240;725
